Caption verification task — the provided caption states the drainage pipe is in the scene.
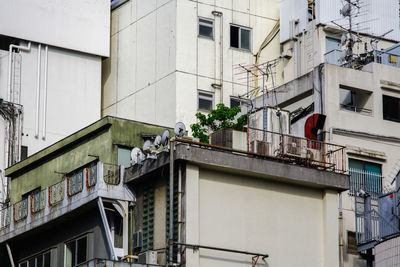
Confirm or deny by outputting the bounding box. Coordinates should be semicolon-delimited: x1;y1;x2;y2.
339;192;344;267
6;243;15;267
42;45;48;140
34;44;41;138
177;164;182;265
7;42;31;102
169;138;175;264
98;197;117;260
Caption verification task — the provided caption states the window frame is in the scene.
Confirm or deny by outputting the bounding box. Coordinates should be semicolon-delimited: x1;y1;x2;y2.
64;235;88;267
339;85;373;116
197;90;214;111
19;250;51;267
198;17;214;39
230;97;241;108
230;24;252;51
348;158;382;197
383;94;400;123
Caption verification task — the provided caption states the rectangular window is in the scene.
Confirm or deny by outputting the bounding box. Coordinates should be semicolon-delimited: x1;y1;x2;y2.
349;159;382;197
65;236;87;267
198;91;214;111
230;25;251;51
21;145;28;160
198;17;214;38
117;146;131;168
19;251;51;267
325;37;341;65
383;95;400;122
230;97;241;108
339;85;372;115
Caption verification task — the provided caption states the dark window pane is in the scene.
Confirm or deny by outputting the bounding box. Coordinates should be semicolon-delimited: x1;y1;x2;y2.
28;258;35;267
230;26;239;48
77;237;87;264
240;28;251;50
20;262;28;267
199;99;212;110
44;252;51;267
36;255;43;267
21;146;28;160
230;98;240;108
66;240;76;267
383;95;400;122
199;25;213;38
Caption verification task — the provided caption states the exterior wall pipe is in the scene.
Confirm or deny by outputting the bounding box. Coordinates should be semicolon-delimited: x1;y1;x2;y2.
6;242;15;267
339;192;344;267
169;138;175;264
97;197;117;260
177;163;182;265
42;45;48;140
7;42;31;102
35;43;42;138
212;11;223;103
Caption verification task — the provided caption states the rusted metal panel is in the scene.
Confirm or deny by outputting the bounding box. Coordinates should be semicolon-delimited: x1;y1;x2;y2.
48;180;64;206
67;170;83;197
86;162;98;188
104;164;121;185
31;189;46;214
13;198;28;222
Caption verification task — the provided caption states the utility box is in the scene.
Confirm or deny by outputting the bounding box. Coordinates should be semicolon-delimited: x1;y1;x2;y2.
138;251;158;265
210;129;247;151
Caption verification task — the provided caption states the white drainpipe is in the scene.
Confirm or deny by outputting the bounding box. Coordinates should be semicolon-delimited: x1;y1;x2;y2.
7;42;31;102
42;45;49;140
35;44;41;138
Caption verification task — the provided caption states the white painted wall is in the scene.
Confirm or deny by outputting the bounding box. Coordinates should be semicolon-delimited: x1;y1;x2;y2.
0;0;110;57
0;43;102;170
185;165;339;267
102;0;280;129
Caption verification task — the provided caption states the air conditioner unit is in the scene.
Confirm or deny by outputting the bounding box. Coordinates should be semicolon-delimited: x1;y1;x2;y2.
133;231;142;249
138;251;157;265
256;141;270;156
285;137;307;157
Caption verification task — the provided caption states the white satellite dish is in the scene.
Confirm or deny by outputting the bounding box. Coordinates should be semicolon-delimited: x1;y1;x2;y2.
174;122;186;138
143;140;152;154
154;135;162;149
161;130;170;146
131;147;145;166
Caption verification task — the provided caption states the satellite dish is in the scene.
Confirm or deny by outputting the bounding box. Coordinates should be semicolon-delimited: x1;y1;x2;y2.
154;135;161;149
131;147;145;166
174;122;186;138
161;130;170;146
143;140;152;154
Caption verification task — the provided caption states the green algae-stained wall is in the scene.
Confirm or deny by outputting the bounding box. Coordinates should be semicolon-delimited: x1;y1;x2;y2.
7;117;171;204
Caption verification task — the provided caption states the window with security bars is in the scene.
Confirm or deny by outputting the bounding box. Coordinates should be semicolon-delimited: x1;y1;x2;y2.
142;187;154;251
166;175;178;262
349;159;382;197
19;250;51;267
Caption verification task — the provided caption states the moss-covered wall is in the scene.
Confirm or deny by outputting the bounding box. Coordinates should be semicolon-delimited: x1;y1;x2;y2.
7;117;171;204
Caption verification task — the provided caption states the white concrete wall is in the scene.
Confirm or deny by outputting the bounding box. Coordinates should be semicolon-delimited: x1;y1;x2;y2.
103;0;280;129
0;0;110;57
185;165;339;267
0;44;102;170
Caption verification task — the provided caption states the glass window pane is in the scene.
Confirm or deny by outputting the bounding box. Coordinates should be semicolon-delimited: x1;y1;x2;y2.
43;252;51;267
199;99;212;110
199;25;213;38
240;28;250;50
230;26;239;48
28;258;35;267
65;241;75;267
20;262;28;267
36;255;43;267
117;147;131;168
230;98;240;108
77;237;87;264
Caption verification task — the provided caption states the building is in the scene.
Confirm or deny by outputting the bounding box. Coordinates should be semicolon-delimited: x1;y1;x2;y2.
0;116;349;267
0;0;111;190
0;117;169;267
102;0;281;128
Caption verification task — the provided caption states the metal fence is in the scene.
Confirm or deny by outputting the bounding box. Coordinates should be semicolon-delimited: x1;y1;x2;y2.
349;168;382;199
104;164;121;185
30;189;46;214
0;206;11;228
67;170;83;197
248;128;347;173
13;198;28;222
48;179;65;206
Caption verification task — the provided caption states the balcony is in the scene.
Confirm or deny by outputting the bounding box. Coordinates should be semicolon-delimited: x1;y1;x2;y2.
0;162;132;243
76;258;159;267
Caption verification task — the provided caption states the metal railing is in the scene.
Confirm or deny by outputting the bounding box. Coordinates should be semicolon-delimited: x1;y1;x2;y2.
349;168;382;199
48;179;65;206
324;49;343;66
248;128;347;173
67;170;83;197
0;206;11;228
104;164;121;185
340;104;373;115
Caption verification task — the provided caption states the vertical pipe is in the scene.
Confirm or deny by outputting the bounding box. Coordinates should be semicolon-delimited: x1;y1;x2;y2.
177;164;182;265
6;243;15;267
220;13;223;103
169;139;174;264
35;44;42;138
339;192;344;267
42;45;48;140
7;46;13;102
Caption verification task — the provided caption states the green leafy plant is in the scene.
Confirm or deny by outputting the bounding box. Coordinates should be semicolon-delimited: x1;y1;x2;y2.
190;103;247;143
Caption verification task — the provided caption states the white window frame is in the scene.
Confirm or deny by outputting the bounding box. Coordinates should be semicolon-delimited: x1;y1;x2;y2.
64;235;88;267
19;250;51;267
230;24;252;51
198;90;214;111
198;17;214;39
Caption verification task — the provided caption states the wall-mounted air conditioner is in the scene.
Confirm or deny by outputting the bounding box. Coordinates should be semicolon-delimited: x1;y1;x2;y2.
138;251;158;265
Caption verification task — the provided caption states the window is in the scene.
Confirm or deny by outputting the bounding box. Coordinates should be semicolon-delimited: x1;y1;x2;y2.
65;236;87;267
349;159;382;197
117;146;131;167
383;95;400;122
347;231;358;255
198;17;214;38
21;146;28;161
325;37;340;65
198;91;214;111
19;251;51;267
230;97;241;108
230;25;251;51
339;85;372;115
